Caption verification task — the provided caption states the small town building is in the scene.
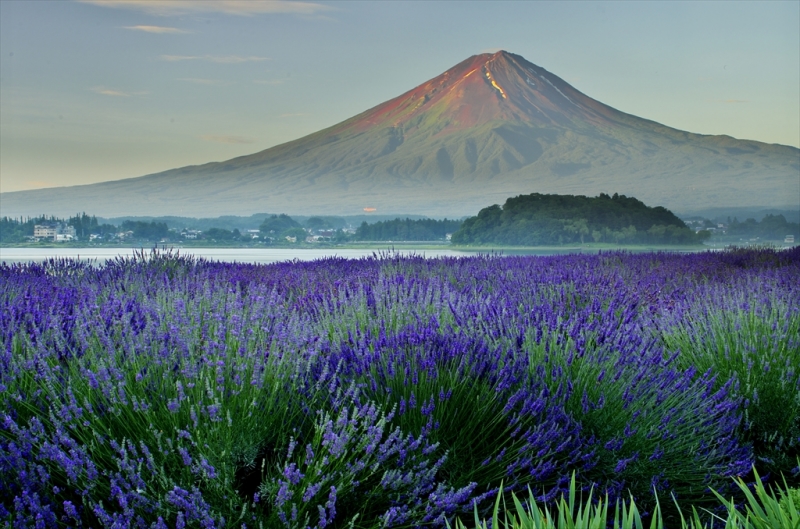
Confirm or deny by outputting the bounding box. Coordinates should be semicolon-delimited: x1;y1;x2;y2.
34;225;58;239
33;223;77;241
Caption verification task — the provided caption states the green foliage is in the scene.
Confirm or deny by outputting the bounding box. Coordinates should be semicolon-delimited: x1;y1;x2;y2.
283;227;309;242
356;352;551;498
305;216;334;231
204;228;241;241
781;487;800;519
712;467;800;529
0;216;47;243
450;469;800;529
259;214;301;237
728;214;799;240
67;212;99;238
333;229;352;243
3;250;795;527
355;217;462;241
120;220;170;241
452;193;705;246
659;298;800;482
523;331;743;516
3;280;318;526
1;213;116;242
255;388;455;528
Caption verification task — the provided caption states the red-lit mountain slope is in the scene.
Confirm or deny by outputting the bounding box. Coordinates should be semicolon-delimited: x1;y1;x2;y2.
3;51;798;218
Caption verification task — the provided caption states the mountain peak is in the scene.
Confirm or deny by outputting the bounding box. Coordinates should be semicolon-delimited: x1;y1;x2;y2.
338;49;608;137
479;49;513;59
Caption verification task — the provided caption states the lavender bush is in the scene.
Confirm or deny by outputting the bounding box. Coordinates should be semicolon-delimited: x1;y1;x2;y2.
657;264;800;478
1;247;798;528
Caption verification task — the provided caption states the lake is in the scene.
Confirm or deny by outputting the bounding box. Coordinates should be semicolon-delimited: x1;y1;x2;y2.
0;247;478;265
0;246;708;265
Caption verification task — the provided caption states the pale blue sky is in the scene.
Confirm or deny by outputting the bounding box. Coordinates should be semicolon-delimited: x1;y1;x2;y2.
1;0;798;193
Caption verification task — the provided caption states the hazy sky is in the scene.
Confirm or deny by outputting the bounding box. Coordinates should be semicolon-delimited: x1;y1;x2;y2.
1;0;798;193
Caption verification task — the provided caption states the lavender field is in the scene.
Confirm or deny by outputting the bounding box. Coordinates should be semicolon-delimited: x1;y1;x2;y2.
1;248;798;528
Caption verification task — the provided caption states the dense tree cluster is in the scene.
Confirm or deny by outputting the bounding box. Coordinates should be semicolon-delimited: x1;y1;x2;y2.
727;215;798;240
305;216;334;230
1;216;58;243
203;228;241;241
259;214;301;236
0;213;116;243
257;214;313;243
451;193;709;246
355;218;462;241
119;220;169;241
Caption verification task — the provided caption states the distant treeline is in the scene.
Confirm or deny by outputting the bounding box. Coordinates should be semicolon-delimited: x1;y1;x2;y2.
355;218;462;241
0;213;117;243
1;215;58;243
451;193;709;246
0;214;194;243
1;212;466;245
119;220;170;241
90;214;427;232
727;215;798;240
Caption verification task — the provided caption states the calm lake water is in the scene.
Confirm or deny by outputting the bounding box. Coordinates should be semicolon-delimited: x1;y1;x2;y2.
0;246;707;265
0;247;477;265
0;246;611;265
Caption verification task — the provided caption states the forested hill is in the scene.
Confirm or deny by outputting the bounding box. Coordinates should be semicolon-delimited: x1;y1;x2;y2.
451;193;709;246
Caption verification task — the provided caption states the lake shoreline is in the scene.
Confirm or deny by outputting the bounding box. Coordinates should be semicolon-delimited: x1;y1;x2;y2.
1;241;719;251
0;244;729;266
4;242;792;266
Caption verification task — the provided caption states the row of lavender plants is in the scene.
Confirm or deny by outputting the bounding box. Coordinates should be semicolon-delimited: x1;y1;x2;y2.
1;247;798;528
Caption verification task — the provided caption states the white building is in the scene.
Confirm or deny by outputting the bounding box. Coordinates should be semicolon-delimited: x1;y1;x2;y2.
33;223;77;241
34;225;58;239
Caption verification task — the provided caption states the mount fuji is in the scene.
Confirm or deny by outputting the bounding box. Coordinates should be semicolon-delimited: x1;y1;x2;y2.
3;51;798;218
